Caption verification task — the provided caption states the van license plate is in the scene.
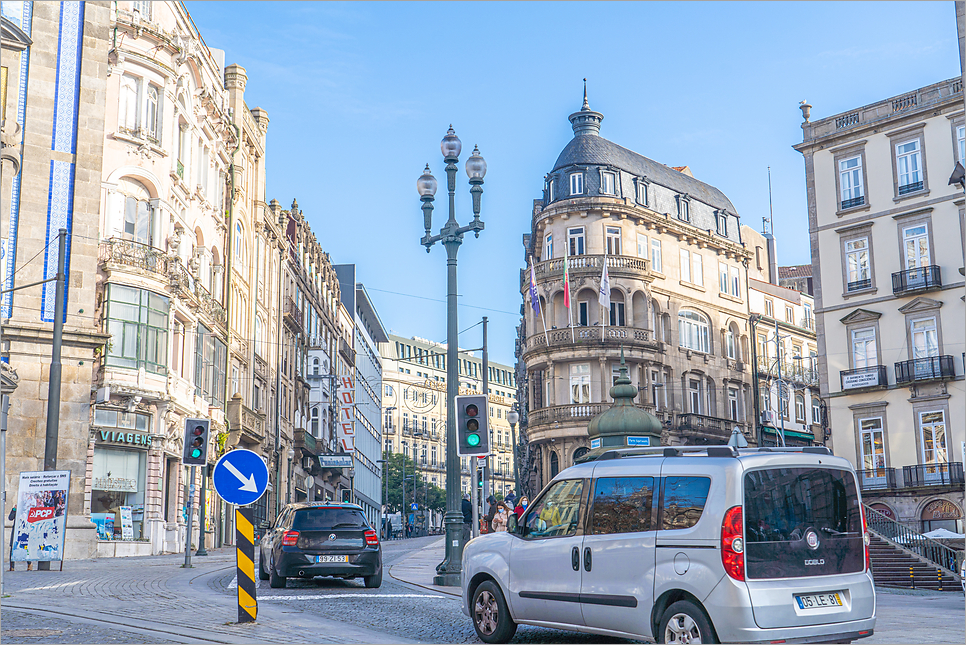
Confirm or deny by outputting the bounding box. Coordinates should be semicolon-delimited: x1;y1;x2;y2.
795;592;842;609
317;555;349;563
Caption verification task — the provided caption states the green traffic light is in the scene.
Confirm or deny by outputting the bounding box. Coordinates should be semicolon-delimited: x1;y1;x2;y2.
467;433;480;447
191;448;202;458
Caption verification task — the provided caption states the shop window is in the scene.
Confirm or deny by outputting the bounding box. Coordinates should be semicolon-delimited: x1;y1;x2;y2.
91;446;147;540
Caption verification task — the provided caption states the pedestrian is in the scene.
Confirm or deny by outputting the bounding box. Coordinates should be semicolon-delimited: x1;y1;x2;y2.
492;502;509;533
513;496;529;521
484;495;498;534
8;505;16;572
461;493;473;543
504;490;517;506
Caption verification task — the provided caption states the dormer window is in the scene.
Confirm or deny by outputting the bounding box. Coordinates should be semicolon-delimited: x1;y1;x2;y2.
547;178;555;202
677;195;691;222
636;179;649;206
715;210;728;236
600;171;616;195
569;172;583;196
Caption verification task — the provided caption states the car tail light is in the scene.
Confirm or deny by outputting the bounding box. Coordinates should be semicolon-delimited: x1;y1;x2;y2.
282;530;300;546
860;504;870;572
364;529;379;546
721;505;744;581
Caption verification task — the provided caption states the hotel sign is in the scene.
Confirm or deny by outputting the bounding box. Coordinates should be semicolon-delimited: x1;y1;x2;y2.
337;375;356;452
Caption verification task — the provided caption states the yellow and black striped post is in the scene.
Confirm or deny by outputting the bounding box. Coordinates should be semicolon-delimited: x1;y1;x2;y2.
235;507;257;623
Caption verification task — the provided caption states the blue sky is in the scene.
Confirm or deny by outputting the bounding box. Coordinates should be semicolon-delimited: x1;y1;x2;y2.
186;1;958;366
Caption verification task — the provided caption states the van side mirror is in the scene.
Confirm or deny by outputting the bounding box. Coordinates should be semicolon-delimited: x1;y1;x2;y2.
507;513;518;535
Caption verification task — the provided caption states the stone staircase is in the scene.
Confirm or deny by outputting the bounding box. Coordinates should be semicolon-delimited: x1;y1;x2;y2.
868;534;959;592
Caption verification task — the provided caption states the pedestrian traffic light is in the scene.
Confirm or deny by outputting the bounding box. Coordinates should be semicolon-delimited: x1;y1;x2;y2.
183;418;210;466
456;394;490;456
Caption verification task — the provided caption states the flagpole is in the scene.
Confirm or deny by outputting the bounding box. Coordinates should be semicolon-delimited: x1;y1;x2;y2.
565;242;574;344
529;256;550;347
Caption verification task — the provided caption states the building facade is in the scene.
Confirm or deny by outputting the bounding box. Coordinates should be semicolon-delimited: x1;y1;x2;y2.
382;334;518;501
517;96;756;494
794;77;965;532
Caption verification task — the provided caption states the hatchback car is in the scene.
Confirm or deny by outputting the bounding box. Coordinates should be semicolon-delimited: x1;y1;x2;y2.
259;502;382;588
462;446;876;644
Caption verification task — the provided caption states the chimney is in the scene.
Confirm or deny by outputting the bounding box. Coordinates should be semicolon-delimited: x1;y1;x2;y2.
765;233;779;286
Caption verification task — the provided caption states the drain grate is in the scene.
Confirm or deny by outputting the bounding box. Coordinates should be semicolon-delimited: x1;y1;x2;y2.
3;629;64;638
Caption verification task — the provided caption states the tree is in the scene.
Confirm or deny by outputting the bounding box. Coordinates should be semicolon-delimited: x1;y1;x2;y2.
381;452;446;516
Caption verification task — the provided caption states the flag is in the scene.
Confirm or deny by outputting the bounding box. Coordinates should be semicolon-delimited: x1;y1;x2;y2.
563;250;571;310
529;259;540;315
598;258;610;309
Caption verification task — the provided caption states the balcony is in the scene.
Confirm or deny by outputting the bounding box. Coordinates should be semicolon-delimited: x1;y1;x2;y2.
168;260;227;326
840;365;887;390
227;395;266;443
892;265;941;295
902;462;964;488
847;278;872;292
100;238;168;278
339;337;354;365
522;253;649;292
898;180;924;196
528;403;607;427
895;355;955;384
857;467;898;491
284;297;303;333
676;413;735;441
522;325;660;357
841;195;865;210
294;428;318;455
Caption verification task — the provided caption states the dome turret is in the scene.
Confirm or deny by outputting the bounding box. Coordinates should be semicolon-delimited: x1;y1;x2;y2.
568;78;603;137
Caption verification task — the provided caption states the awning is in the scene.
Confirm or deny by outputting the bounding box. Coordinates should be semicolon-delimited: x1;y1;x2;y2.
762;427;816;442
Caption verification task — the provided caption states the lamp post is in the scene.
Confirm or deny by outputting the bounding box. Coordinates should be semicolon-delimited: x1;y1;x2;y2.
507;409;520;496
417;126;486;586
286;447;295;504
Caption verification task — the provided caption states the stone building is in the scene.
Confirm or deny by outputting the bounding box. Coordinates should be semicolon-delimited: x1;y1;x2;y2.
1;0;112;561
793;77;965;532
778;264;814;296
517;94;756;494
382;334;518;500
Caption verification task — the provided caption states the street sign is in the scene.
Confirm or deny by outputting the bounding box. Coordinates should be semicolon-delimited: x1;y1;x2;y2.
212;449;269;506
411;503;418;511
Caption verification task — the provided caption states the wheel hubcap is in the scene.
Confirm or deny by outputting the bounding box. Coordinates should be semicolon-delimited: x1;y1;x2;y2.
474;590;499;635
665;613;702;645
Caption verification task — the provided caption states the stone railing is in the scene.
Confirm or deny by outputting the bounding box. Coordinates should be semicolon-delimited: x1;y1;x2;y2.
522;253;649;291
100;238;168;278
228;395;265;442
528;403;607;427
523;325;657;355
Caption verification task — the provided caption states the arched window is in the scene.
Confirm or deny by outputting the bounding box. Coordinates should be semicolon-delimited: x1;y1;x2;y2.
549;451;560;478
678;310;710;353
311;406;320;436
313;358;320;376
795;393;806;423
145;84;160;139
254;317;264;357
234;222;244;264
573;446;589;462
117;178;154;246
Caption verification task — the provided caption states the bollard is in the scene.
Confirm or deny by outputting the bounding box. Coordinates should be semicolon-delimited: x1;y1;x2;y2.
909;566;914;589
938;569;942;592
235;507;257;623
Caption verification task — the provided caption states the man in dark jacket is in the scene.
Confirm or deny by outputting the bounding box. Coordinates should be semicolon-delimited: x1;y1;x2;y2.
461;494;473;543
484;495;498;534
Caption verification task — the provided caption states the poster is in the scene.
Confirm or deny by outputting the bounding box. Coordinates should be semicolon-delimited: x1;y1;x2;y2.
119;506;134;540
12;470;70;562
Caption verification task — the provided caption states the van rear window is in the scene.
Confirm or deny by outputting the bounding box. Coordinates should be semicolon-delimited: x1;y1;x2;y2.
744;468;863;579
293;508;368;531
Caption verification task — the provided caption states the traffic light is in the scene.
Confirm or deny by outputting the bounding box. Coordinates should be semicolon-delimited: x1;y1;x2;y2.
476;464;485;489
183;418;210;466
456;394;490;456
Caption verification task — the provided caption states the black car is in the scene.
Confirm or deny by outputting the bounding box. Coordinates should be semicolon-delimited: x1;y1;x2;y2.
258;502;382;588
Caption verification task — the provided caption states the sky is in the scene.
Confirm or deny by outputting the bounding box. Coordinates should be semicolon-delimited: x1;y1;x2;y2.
186;1;958;366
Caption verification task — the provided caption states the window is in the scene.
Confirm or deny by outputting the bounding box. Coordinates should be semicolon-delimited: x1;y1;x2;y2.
637;234;648;259
678;310;710;353
719;262;729;294
118;178;154;246
591;477;654;534
910;318;938;360
765;299;773;318
544;233;553;260
677;197;690;222
600;171;616;195
902;224;930;269
605;227;621;255
568;227;585;255
104;285;168;375
730;266;741;298
795;393;806;423
131;1;153;19
234;222;244;263
918;410;947;465
524;478;583;538
715;211;728;236
650;238;662;272
680;249;691;283
547;178;555;202
145;85;160;140
118;74;140;131
812;399;822;425
757;333;769;362
570;363;591;404
692;253;703;286
254;317;264;357
839;156;864;208
194;323;226;408
728;388;739;421
402;412;410;432
958;125;965;163
231;365;239;397
651;369;666;409
896;139;923;193
637;180;648;205
311;407;319;436
688;379;701;413
661;477;711;530
577;301;588;326
569;172;583;196
609;300;625;326
779;389;789;420
726;329;736;360
845;237;871;291
785;306;794;323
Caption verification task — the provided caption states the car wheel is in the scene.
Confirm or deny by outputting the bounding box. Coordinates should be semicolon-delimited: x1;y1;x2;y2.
268;553;287;589
472;580;516;644
659;600;717;644
257;551;269;581
364;569;382;588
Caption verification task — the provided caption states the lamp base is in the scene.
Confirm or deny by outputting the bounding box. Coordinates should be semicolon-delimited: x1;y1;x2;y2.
433;572;461;587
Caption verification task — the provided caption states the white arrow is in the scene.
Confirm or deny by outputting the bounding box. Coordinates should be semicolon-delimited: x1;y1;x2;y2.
223;460;258;492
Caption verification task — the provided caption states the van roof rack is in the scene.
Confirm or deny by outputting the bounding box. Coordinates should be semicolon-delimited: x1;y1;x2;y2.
753;446;831;455
592;445;831;462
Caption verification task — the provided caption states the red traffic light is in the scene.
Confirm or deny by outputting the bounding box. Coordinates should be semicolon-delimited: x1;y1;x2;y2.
192;426;205;436
465;404;479;417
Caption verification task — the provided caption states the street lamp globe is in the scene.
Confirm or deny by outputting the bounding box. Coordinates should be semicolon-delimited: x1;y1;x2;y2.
506;410;519;425
465;145;486;180
440;125;462;159
417;164;437;197
287;447;295;460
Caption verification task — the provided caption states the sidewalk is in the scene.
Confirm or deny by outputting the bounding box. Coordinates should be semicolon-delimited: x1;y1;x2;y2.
1;549;419;644
387;537;460;598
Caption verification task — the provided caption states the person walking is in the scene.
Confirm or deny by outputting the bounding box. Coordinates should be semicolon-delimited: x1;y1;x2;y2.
513;496;529;521
461;493;473;543
492;502;509;533
504;490;517;507
8;505;16;571
484;495;498;534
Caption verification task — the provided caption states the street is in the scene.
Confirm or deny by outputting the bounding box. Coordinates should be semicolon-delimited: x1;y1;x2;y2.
2;536;963;644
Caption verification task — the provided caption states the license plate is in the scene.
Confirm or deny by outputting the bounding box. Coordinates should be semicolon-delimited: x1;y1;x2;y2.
795;592;843;610
316;555;349;563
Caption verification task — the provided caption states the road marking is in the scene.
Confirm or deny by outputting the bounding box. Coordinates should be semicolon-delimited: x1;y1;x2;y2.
227;575;236;589
17;580;85;592
258;593;453;600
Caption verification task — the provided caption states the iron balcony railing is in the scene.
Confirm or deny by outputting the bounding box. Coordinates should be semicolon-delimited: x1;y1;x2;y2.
856;467;897;491
901;462;964;488
840;365;888;390
892;265;941;295
864;505;960;577
895;355;955;384
898;180;924;195
100;237;168;277
841;195;865;209
847;278;872;292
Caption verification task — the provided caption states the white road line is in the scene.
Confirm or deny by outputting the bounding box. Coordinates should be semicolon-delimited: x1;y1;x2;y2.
17;580;85;592
258;593;452;600
227;575;237;589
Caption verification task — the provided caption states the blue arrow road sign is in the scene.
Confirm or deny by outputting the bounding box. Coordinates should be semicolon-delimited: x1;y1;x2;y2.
213;449;269;506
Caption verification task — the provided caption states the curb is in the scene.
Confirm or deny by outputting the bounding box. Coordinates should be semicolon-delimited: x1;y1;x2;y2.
387;538;461;598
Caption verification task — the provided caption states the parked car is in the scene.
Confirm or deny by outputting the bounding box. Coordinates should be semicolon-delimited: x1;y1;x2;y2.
259;502;382;588
461;446;876;644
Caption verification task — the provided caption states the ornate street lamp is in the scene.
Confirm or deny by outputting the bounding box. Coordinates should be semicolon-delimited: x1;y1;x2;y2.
507;408;520;497
417;125;485;586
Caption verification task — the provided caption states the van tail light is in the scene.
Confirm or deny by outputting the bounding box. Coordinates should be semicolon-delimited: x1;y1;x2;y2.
860;504;870;572
282;530;300;546
364;529;379;546
721;505;744;581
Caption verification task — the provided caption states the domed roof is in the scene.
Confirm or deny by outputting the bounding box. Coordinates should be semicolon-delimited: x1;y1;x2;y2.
586;351;662;439
551;96;737;214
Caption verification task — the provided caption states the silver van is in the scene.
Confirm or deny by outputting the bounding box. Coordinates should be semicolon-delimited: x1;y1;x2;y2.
461;446;875;644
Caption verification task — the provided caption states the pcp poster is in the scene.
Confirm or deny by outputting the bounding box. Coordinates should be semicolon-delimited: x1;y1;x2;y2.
12;470;70;562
